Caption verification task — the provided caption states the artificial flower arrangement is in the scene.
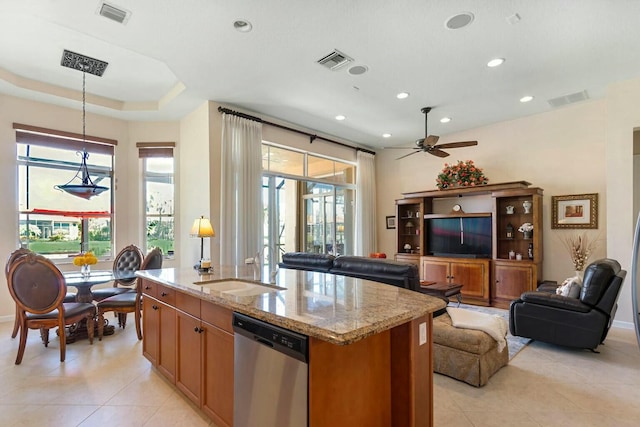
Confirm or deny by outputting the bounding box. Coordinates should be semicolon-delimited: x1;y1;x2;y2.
561;232;598;271
73;251;98;267
436;160;489;190
518;223;534;233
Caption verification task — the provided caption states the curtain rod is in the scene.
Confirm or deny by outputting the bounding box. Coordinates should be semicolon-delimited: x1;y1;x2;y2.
217;106;376;155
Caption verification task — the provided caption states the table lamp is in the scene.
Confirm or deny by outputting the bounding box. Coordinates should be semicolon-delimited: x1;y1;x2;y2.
190;216;215;269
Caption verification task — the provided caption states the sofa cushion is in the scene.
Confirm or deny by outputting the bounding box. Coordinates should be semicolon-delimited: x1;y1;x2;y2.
330;256;419;290
279;252;335;272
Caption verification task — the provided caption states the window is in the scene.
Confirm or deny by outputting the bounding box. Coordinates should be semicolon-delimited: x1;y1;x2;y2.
261;142;356;260
139;142;175;255
16;125;115;259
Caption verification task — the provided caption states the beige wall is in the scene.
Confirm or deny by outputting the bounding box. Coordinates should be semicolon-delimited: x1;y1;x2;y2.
377;85;639;326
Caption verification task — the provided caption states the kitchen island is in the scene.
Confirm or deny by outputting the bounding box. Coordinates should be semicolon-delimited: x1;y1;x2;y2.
136;266;446;427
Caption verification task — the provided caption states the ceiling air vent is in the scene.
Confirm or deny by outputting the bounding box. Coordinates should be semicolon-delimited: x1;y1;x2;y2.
97;2;131;24
548;90;589;108
317;49;353;71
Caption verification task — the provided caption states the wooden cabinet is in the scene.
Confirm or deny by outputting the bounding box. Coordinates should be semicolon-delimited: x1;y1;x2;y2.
142;280;176;382
142;285;234;427
176;310;202;405
491;188;543;308
492;260;536;308
420;256;490;305
202;318;234;426
394;197;431;260
397;181;544;308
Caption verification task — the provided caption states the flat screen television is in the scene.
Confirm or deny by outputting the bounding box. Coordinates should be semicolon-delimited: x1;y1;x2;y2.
426;216;492;258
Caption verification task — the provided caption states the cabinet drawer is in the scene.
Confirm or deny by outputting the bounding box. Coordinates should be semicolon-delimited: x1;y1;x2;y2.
156;284;176;305
140;279;157;298
177;292;201;318
201;301;233;333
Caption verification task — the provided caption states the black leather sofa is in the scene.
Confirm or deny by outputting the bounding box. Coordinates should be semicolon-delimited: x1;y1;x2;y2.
279;252;421;292
509;258;626;350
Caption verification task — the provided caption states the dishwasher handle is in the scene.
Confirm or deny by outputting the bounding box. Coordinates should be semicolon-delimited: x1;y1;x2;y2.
233;312;308;363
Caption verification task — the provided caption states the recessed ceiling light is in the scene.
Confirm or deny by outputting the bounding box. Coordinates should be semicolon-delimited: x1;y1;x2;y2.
396;92;410;99
440;117;451;123
520;95;534;103
382;133;392;138
335;115;346;121
487;58;505;68
233;20;252;32
445;12;474;30
348;65;368;75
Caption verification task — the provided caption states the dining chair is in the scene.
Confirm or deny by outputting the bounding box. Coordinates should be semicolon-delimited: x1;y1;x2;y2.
91;244;143;301
5;248;76;339
97;247;163;340
7;252;96;365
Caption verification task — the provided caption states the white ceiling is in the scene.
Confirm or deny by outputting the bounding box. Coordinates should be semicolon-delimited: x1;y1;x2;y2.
1;0;640;151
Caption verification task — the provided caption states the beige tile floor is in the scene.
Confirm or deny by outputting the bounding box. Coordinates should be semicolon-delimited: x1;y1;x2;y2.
0;319;639;426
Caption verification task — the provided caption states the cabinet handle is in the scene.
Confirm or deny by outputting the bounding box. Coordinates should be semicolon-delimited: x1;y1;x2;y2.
144;286;151;290
495;280;500;284
161;292;168;297
194;327;204;333
152;305;158;310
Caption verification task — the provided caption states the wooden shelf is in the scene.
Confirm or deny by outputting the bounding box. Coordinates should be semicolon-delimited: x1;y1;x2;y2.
402;181;532;199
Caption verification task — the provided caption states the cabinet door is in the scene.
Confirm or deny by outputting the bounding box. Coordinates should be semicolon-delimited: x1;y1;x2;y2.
450;261;487;299
142;296;159;365
494;263;534;302
420;258;449;283
202;322;234;427
176;310;202;406
157;302;176;383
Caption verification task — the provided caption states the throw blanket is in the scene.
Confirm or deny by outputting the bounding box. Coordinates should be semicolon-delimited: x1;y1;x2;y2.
446;307;508;352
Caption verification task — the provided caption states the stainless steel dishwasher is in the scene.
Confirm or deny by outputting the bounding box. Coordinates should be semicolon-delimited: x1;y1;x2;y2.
233;312;309;427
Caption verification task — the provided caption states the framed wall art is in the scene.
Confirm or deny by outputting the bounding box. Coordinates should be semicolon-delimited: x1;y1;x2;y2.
386;216;396;229
551;193;598;229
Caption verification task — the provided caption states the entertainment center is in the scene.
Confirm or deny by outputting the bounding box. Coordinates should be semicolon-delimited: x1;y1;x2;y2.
394;181;543;308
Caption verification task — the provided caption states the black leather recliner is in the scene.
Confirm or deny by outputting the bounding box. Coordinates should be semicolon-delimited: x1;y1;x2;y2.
509;258;626;350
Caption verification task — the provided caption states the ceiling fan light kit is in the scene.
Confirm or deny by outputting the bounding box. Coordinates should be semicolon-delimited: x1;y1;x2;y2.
386;107;479;160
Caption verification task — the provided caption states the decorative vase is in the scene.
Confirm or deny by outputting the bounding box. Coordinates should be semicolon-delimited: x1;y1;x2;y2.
523;230;532;239
81;264;91;278
523;200;532;214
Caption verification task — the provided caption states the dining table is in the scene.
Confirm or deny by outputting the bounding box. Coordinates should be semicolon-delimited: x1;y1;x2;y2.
62;269;137;342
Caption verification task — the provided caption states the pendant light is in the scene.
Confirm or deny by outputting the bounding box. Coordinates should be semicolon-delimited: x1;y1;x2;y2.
55;50;109;200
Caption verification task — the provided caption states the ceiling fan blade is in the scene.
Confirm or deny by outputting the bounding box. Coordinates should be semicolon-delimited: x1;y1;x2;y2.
435;140;478;149
396;151;421;160
425;135;439;146
429;148;450;158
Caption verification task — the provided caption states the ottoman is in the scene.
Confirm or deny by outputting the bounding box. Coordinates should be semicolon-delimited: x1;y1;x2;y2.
432;313;509;387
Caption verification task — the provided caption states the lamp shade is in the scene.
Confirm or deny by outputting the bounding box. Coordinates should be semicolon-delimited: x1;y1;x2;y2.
191;216;215;238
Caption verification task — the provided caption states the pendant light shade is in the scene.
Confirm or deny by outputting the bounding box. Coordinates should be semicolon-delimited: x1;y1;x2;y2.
56;50;109;200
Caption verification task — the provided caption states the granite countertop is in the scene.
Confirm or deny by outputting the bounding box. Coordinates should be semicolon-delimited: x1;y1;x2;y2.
136;266;446;345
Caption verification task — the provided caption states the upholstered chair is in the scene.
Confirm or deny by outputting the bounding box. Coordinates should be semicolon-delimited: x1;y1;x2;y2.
509;258;626;351
5;248;76;339
97;247;163;340
7;252;95;364
91;244;143;301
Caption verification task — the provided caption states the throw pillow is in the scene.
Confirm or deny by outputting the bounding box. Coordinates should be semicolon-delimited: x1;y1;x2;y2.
556;276;582;298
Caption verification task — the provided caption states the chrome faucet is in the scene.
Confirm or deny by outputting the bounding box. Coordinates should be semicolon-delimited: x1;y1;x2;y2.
254;244;278;284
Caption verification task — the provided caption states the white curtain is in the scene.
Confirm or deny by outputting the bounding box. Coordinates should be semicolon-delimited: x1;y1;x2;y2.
355;151;377;256
219;114;263;265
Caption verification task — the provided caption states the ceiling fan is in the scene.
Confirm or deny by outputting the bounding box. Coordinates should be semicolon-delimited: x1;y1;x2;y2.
387;107;478;160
